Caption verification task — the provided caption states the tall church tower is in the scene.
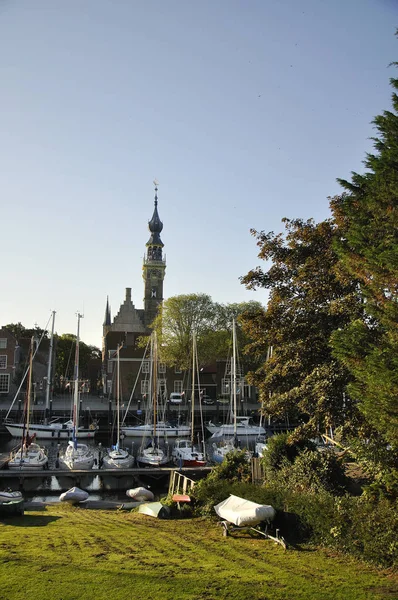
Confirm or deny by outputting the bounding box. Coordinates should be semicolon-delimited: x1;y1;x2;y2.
143;182;166;327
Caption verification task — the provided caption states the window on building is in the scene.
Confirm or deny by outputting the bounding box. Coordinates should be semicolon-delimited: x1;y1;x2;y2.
142;360;150;374
158;378;167;400
141;380;149;396
107;360;113;374
0;339;7;349
174;380;183;394
159;363;166;374
221;378;230;395
0;373;9;393
0;356;7;369
174;367;182;374
107;380;112;393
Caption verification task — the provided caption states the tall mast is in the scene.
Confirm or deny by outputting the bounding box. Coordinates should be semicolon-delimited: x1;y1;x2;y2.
45;310;56;423
152;332;158;438
232;318;237;441
73;312;83;449
25;336;35;444
191;332;196;443
116;343;121;449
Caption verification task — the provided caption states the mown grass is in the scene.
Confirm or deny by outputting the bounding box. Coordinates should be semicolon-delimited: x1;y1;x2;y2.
0;505;397;600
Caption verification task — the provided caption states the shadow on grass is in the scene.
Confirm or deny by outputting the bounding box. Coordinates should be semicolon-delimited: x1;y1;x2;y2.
1;515;62;527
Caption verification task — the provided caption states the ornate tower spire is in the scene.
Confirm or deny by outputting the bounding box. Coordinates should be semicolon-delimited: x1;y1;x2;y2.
143;181;166;327
146;181;164;256
103;296;111;327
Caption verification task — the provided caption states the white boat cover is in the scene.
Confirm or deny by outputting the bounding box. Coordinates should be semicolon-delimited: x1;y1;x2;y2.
214;494;276;527
0;490;23;503
59;487;89;504
126;487;154;501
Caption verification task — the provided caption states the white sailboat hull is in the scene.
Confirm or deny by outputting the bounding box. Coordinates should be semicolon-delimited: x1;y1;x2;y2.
5;422;97;440
58;442;95;470
136;445;169;467
122;422;190;438
8;443;48;470
207;421;266;437
102;448;135;469
172;439;206;467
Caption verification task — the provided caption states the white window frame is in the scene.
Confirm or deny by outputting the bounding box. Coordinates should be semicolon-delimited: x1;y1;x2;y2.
107;360;113;374
221;378;230;395
107;380;112;393
174;380;183;394
0;373;10;393
0;355;7;369
0;339;7;349
141;380;149;396
159;363;166;374
174;366;182;374
142;360;150;374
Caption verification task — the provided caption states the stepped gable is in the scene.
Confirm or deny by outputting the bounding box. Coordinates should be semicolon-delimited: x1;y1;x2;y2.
111;288;147;333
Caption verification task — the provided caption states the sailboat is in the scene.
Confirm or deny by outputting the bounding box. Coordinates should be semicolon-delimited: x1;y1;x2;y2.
4;311;98;440
207;319;265;440
102;343;135;469
8;337;49;471
210;319;254;464
136;333;170;467
58;314;95;471
172;332;206;468
121;337;190;440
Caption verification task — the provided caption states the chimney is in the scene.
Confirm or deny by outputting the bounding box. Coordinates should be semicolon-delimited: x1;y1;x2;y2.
126;288;132;302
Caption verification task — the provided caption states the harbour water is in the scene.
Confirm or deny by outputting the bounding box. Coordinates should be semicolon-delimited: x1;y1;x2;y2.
0;413;263;503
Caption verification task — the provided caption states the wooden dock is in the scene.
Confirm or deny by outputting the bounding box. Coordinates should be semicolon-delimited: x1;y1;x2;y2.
0;467;211;478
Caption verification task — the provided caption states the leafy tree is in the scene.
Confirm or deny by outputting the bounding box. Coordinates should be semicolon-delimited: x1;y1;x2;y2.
4;322;48;340
240;218;361;435
54;334;100;385
329;63;398;445
151;294;264;371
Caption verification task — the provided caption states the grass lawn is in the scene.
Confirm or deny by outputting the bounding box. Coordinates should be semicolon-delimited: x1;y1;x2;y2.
0;505;397;600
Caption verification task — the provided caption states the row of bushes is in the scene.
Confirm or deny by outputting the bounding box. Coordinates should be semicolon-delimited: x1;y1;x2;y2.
189;447;398;568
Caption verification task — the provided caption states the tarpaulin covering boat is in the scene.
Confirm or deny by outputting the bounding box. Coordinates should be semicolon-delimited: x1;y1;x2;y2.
214;495;275;527
126;487;154;501
59;487;89;504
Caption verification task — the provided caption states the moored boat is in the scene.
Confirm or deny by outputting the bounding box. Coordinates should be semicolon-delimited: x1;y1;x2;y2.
172;438;206;467
102;343;135;469
59;487;89;504
8;442;48;471
7;337;48;471
58;314;95;471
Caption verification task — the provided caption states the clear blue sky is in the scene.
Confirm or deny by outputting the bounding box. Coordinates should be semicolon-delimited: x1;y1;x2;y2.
1;0;396;347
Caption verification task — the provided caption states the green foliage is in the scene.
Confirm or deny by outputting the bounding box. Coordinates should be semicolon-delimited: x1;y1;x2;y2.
4;322;48;340
192;450;251;515
151;294;263;371
330;62;398;445
272;449;350;495
54;334;100;383
240;218;362;436
262;432;316;473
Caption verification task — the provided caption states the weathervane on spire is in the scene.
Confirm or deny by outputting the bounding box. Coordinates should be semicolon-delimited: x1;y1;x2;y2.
153;179;159;204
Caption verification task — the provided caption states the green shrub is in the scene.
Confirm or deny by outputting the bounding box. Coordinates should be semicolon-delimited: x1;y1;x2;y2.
262;432;316;475
192;472;398;567
270;449;350;495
